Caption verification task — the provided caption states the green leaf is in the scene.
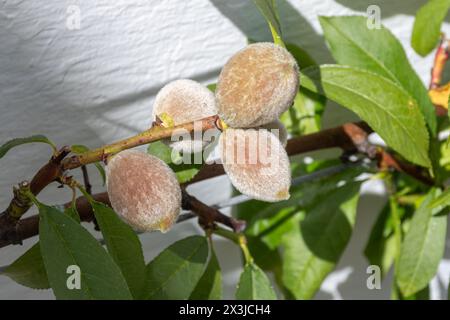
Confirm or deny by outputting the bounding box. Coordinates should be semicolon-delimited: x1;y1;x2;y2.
286;43;316;69
235;262;277;300
319;15;436;134
0;135;56;159
252;0;284;46
280;89;325;135
429;188;450;209
189;245;222;300
71;144;106;185
410;285;430;300
399;284;430;300
448;93;450;116
172;164;202;184
246;236;283;272
281;44;325;135
64;205;80;223
390;197;404;269
248;206;302;250
147;141;201;183
1;204;80;290
145;236;208;299
245;237;286;297
147;140;173;164
412;0;450;56
281;180;361;299
2;243;49;289
301;65;431;167
364;202;399;278
396;189;448;297
70;144;89;154
241;164;366;249
429;138;449;186
234;163;365;298
448;93;450;122
37;202;132;299
207;83;216;92
90;200;146;299
392;282;431;300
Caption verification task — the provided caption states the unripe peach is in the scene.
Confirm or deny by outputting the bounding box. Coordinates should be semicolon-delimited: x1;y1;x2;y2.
219;128;291;202
216;43;299;128
259;120;288;147
106;150;181;232
151;79;217;153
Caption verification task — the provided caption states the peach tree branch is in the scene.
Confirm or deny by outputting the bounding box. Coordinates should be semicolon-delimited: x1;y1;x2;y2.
0;119;434;248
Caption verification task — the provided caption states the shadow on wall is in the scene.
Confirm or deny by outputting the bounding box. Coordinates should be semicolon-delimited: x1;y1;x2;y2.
0;2;225;145
4;0;443;146
209;0;333;64
336;0;447;19
83;67;222;133
210;0;448;66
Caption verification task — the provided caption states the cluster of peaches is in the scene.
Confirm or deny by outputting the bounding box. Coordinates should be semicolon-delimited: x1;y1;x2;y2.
106;43;300;232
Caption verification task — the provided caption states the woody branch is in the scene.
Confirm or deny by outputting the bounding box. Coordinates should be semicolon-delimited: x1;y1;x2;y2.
0;117;434;248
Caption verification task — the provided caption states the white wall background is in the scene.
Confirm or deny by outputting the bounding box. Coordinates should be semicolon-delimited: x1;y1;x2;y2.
0;0;449;299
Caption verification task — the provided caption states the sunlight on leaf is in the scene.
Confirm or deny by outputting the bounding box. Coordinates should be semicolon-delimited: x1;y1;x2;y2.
412;0;450;56
235;262;276;300
252;0;284;47
396;189;447;297
320;15;436;134
301;65;431;168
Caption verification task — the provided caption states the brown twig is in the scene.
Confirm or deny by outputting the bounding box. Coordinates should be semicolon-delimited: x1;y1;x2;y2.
377;150;434;186
81;166;92;195
189;122;375;185
286;122;374;156
429;35;450;116
181;189;246;233
430;35;450;90
0;146;70;245
0;192;108;248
